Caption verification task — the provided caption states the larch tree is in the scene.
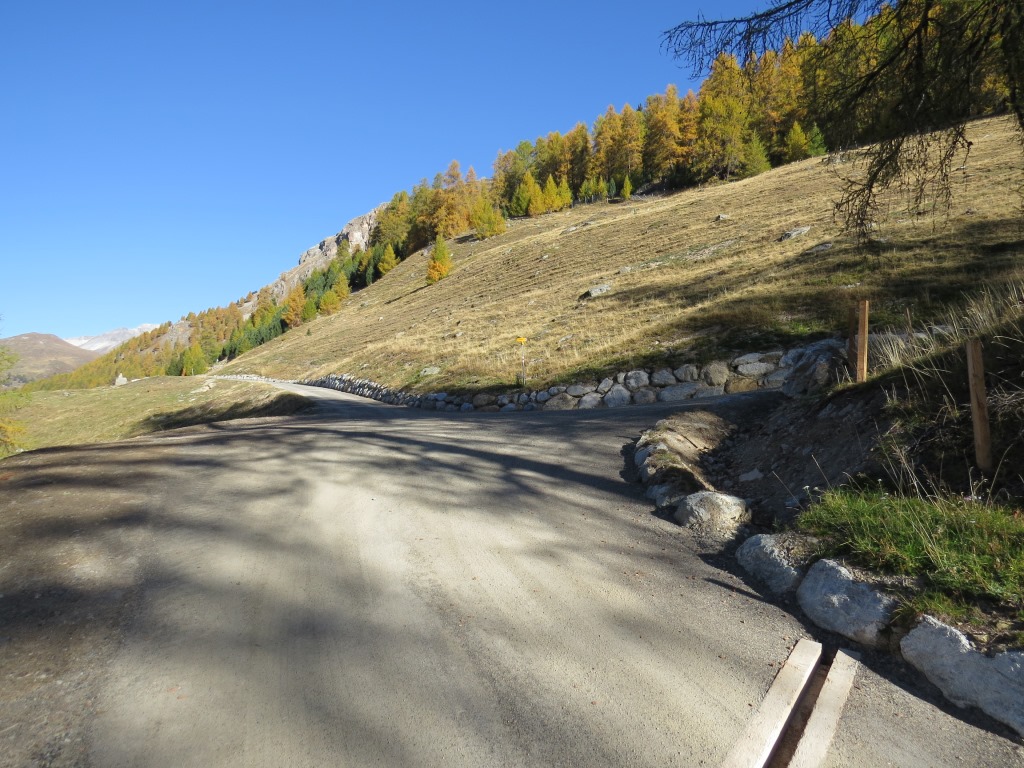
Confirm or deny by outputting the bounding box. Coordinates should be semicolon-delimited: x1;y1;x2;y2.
664;0;1024;232
643;85;683;182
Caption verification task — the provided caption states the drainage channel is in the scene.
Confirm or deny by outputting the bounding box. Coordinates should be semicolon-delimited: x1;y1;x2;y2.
722;638;861;768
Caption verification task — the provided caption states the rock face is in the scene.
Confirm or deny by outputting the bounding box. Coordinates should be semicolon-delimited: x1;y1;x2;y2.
796;559;896;647
736;534;803;594
901;616;1024;737
674;492;750;535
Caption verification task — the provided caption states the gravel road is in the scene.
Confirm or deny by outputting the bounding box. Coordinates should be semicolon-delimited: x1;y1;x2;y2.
2;385;1020;766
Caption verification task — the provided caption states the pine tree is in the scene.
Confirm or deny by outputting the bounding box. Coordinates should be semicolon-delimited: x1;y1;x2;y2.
621;174;633;199
426;237;453;284
694;53;753;180
741;134;771;177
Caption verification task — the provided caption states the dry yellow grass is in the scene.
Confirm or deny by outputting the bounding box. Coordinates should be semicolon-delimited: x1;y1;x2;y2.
13;377;309;451
222;116;1024;394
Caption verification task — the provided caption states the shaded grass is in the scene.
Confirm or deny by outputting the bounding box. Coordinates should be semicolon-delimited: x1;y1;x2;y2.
9;377;311;452
799;488;1024;628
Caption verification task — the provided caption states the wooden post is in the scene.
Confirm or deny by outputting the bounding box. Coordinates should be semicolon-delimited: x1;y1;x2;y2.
856;300;869;383
966;339;993;474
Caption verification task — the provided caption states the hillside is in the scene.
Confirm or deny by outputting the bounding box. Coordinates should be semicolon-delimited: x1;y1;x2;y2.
221;116;1023;393
0;333;100;387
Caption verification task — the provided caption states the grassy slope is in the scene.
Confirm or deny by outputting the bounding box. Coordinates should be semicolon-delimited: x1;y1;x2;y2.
222;116;1024;394
14;377;310;451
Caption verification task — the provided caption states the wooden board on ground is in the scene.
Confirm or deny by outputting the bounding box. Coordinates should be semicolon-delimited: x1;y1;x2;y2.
788;650;861;768
721;637;823;768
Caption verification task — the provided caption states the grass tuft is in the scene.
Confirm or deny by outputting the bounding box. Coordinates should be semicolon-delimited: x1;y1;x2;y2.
799;488;1024;624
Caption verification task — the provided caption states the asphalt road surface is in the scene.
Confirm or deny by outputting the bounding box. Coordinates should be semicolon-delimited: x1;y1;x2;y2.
60;385;1022;766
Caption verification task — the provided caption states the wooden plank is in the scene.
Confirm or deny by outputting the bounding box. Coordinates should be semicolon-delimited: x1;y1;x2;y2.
721;638;823;768
966;339;993;474
787;650;861;768
856;300;869;383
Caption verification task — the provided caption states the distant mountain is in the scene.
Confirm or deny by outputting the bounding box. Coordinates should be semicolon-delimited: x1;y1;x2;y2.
0;333;101;387
65;324;159;354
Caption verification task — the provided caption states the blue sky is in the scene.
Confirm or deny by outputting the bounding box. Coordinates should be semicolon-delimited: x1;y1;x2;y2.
1;1;758;339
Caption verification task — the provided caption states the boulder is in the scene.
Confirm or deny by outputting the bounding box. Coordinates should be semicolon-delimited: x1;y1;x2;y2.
581;284;612;299
535;391;551;403
796;559;896;647
603;384;632;408
674;492;750;535
673;364;699;382
578;392;603;409
731;353;763;367
420;366;441;376
651;368;678;387
499;403;518;412
114;373;128;387
596;377;614;394
701;362;730;386
781;339;848;397
737;362;777;378
566;383;596;397
459;402;475;412
633;387;658;405
779;226;811;241
658;383;700;402
736;534;803;594
543;392;578;410
901;616;1024;737
624;370;650;390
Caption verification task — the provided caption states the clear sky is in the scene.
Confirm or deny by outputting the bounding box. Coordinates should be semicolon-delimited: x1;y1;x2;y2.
1;1;756;340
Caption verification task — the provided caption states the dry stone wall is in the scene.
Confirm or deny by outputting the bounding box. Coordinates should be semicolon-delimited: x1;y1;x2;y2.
302;339;848;412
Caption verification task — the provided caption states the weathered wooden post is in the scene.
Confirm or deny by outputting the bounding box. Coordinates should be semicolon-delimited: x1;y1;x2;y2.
856;300;869;383
966;339;993;474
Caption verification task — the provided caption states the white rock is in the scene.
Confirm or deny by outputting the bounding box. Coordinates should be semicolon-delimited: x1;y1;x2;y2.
624;370;650;390
578;392;603;409
701;362;730;386
633;387;658;405
566;383;595;396
674;492;750;534
737;362;777;378
731;353;763;366
738;468;763;482
543;393;577;411
651;368;677;386
796;559;896;647
603;384;632;408
736;535;803;594
901;616;1024;737
658;383;700;402
780;226;811;241
673;364;699;382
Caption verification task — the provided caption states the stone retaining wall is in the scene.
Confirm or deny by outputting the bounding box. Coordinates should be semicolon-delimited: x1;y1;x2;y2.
301;339;848;412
